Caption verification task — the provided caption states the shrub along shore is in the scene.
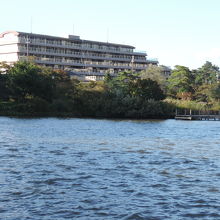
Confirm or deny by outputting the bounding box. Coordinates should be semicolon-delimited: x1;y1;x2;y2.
0;60;220;119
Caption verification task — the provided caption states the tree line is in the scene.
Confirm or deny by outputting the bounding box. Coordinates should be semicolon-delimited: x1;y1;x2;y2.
0;60;220;118
167;61;220;102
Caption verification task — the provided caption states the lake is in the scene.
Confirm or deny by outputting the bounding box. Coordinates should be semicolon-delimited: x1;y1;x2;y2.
0;117;220;219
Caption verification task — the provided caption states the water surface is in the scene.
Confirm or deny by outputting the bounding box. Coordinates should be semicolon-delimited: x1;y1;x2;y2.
0;117;220;219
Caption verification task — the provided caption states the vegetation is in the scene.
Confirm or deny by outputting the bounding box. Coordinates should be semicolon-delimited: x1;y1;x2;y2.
0;60;220;118
167;62;220;104
140;65;167;90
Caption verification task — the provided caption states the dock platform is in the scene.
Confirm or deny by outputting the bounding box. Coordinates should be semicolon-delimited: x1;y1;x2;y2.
175;109;220;120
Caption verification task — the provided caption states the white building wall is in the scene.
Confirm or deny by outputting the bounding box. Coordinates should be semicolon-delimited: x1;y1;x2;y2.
0;53;18;63
0;32;19;63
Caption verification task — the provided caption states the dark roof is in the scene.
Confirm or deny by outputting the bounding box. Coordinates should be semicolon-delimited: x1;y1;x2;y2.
17;31;135;49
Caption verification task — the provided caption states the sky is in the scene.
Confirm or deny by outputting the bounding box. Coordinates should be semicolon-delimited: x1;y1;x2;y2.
1;0;220;69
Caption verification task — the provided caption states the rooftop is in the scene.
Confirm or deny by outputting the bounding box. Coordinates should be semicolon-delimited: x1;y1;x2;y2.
0;30;135;49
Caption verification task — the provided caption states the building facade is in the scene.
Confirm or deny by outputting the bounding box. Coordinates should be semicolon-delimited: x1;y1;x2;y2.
0;30;158;80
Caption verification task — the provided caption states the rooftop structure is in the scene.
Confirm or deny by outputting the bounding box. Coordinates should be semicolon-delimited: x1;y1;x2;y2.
0;30;158;81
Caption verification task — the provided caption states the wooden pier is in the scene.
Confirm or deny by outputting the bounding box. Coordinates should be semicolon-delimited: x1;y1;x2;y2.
175;109;220;120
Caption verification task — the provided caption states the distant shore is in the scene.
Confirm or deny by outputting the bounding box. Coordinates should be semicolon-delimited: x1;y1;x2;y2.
0;110;174;120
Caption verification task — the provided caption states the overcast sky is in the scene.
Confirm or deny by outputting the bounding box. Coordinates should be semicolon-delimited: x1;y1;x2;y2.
1;0;220;69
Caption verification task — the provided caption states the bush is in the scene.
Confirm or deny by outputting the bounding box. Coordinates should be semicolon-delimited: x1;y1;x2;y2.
28;97;50;112
51;98;74;112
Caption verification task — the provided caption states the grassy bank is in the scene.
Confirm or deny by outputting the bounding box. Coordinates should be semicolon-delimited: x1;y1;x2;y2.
165;98;220;111
2;99;220;119
0;99;175;119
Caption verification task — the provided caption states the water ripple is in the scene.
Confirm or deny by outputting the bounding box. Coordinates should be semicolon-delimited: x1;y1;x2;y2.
0;117;220;219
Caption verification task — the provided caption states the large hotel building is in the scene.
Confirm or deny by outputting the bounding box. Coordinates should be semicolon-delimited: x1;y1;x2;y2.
0;30;158;81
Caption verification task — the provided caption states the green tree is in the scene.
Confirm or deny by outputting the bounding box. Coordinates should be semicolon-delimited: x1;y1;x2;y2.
140;65;166;89
210;83;220;101
0;62;11;100
193;62;220;101
7;61;55;102
104;71;137;97
50;69;78;100
193;84;212;102
104;71;165;100
132;78;165;101
167;65;194;99
0;74;10;101
196;61;219;85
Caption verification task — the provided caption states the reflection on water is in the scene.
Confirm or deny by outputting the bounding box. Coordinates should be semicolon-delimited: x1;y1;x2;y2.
0;117;220;219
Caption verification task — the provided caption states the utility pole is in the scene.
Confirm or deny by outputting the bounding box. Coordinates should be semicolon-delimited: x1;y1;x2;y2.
131;55;134;73
26;35;30;58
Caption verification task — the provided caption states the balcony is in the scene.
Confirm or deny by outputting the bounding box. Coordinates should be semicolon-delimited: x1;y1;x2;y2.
18;47;148;64
19;39;145;56
34;57;147;70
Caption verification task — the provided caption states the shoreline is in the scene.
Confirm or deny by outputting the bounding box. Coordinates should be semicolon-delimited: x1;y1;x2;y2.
0;111;174;120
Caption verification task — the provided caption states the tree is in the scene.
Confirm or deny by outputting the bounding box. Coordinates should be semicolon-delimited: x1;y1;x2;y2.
0;74;10;100
192;62;220;101
193;84;212;102
7;61;55;102
167;65;194;99
104;71;165;100
0;62;11;100
49;69;78;100
132;78;165;101
210;83;220;101
140;65;166;89
196;61;219;85
104;71;137;97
